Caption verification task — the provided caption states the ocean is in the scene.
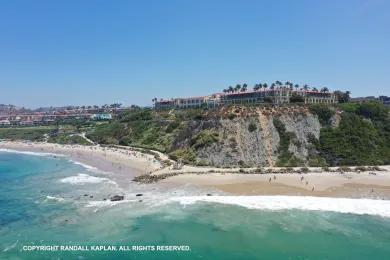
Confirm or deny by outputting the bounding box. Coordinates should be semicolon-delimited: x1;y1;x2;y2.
1;150;390;259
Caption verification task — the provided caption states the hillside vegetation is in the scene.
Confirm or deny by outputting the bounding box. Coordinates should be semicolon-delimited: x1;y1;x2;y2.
2;102;389;167
85;102;390;167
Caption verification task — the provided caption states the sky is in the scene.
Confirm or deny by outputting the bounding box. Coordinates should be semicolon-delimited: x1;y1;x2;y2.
0;0;389;108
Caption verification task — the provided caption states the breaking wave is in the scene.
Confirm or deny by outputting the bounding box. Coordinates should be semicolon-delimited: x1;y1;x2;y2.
59;173;116;185
0;148;64;157
170;195;390;218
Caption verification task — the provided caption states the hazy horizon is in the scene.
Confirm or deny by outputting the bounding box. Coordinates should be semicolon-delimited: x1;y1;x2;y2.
1;0;389;108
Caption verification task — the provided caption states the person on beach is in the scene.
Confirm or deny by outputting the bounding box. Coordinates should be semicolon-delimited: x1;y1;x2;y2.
301;176;304;182
273;175;276;180
269;177;272;183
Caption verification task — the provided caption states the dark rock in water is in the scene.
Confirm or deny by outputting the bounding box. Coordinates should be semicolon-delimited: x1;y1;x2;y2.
84;194;88;197
110;195;124;201
103;198;107;201
138;200;143;203
206;194;212;196
136;194;143;197
89;195;93;198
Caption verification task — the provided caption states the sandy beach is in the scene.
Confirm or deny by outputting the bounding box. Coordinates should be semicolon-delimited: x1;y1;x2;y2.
0;140;163;187
2;140;390;199
162;170;390;199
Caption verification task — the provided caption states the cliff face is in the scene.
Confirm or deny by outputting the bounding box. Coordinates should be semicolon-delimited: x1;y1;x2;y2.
85;102;390;167
170;106;323;167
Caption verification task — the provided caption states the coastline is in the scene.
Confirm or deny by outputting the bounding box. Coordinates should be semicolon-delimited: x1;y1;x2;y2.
1;140;390;199
0;140;163;187
162;171;390;199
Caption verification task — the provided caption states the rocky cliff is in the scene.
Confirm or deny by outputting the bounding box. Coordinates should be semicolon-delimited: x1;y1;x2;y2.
87;102;389;167
168;106;324;167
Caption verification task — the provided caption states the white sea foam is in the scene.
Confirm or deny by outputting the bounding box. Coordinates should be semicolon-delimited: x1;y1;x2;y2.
68;159;99;172
2;240;18;252
86;199;132;209
46;196;65;202
59;173;115;185
0;148;64;157
170;195;390;218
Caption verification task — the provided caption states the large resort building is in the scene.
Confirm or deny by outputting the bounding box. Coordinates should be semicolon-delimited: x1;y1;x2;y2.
154;87;337;109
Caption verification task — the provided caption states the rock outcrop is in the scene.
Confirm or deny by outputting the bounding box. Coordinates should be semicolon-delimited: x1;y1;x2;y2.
173;106;322;167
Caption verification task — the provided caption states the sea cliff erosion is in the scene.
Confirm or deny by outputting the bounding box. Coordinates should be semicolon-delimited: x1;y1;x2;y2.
83;102;389;168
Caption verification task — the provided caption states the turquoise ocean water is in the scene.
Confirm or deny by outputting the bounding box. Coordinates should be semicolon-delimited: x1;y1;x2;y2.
1;151;390;259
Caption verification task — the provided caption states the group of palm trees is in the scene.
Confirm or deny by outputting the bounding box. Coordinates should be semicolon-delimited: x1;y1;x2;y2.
222;81;330;94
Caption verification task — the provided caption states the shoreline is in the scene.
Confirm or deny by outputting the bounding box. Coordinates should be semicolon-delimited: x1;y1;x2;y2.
0;140;163;187
1;140;390;199
162;171;390;199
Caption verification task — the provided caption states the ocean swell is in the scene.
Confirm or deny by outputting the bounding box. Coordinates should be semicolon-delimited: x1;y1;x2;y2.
170;195;390;218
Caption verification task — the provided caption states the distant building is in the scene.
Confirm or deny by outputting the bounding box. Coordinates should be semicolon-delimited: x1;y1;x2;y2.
379;96;390;106
154;88;337;109
91;113;112;120
0;119;10;126
20;120;34;126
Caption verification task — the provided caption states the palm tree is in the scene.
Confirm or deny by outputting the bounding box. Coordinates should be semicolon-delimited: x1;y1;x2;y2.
234;84;241;92
312;87;318;92
320;87;329;93
241;83;248;92
294;84;299;91
253;84;260;91
271;83;276;89
303;84;309;91
263;83;268;89
275;81;282;86
228;86;234;93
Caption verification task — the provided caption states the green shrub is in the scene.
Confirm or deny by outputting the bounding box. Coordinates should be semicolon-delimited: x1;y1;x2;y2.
228;113;236;120
190;130;219;149
169;148;197;164
357;102;388;120
308;155;328;167
309;104;335;126
0;127;53;141
166;120;180;133
248;122;257;132
290;93;305;103
120;109;152;122
319;113;388;166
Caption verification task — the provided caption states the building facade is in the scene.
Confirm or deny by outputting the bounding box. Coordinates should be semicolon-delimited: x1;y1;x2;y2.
154;88;337;109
